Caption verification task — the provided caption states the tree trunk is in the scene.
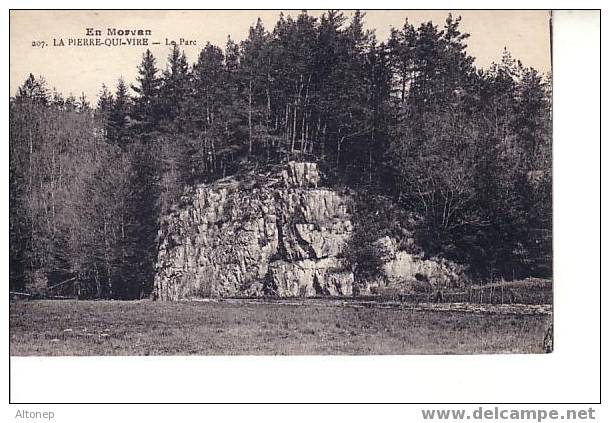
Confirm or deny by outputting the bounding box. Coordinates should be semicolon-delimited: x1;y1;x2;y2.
337;135;346;167
285;103;290;146
248;80;253;156
291;101;297;153
321;123;327;161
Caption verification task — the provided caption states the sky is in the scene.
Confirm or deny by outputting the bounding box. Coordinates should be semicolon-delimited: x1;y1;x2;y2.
10;10;552;102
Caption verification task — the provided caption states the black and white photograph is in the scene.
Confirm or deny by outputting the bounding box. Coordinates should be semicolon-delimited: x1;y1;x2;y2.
9;9;554;356
5;6;603;412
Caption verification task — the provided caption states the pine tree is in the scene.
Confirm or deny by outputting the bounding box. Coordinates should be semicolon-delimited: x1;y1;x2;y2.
131;49;161;135
182;41;233;179
50;88;65;109
65;93;77;111
160;45;189;126
97;84;114;115
107;78;130;148
387;18;416;102
241;18;272;156
15;74;49;104
77;92;90;112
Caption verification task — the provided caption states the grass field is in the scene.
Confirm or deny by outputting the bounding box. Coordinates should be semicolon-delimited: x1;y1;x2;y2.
10;299;551;355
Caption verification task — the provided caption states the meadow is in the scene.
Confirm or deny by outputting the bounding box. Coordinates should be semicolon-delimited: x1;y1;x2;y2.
10;299;551;355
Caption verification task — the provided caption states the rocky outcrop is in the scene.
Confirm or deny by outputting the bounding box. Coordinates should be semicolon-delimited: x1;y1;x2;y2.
154;162;354;300
376;237;465;293
268;259;354;297
153;162;466;300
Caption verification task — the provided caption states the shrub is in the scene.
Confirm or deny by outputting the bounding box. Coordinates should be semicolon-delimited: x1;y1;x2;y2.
24;270;48;298
344;193;410;285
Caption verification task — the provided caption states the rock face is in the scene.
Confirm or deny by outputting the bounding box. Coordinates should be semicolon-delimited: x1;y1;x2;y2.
154;162;353;300
153;162;465;300
377;237;465;292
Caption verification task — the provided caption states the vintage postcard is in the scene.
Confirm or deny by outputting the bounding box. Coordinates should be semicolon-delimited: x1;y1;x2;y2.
9;10;553;356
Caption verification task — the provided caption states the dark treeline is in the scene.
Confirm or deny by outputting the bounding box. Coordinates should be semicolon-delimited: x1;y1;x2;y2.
9;11;551;298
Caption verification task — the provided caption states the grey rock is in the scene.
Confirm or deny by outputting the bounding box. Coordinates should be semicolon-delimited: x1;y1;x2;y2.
154;163;355;300
268;258;353;297
281;161;320;188
377;236;466;293
153;162;465;300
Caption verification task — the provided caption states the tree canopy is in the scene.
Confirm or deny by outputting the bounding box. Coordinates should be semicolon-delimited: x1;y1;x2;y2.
9;11;552;298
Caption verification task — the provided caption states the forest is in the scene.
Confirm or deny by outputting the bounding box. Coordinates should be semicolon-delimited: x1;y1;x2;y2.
9;11;552;299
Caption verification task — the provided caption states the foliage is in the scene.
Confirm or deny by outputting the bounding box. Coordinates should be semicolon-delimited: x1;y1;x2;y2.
9;11;552;298
344;193;413;284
